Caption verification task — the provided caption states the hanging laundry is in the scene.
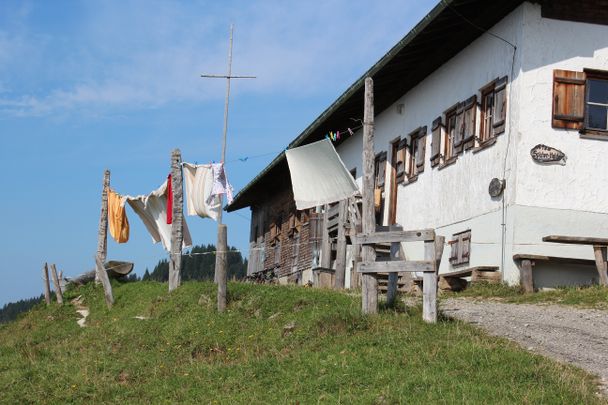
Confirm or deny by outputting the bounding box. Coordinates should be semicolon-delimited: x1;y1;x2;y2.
108;189;129;243
285;139;359;210
209;162;234;205
182;163;221;220
125;180;192;252
166;174;173;225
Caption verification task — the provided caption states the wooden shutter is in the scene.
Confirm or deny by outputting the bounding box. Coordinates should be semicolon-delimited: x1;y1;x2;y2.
453;103;465;154
461;231;471;264
463;95;477;146
430;117;442;167
449;239;458;264
552;69;586;130
415;126;427;173
396;139;407;182
493;77;508;135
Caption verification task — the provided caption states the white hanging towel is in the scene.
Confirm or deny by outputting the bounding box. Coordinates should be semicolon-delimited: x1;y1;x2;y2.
285;139;359;210
125;180;192;251
182;163;221;220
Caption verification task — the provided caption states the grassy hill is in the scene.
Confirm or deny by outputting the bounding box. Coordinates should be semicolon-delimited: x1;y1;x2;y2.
0;282;603;404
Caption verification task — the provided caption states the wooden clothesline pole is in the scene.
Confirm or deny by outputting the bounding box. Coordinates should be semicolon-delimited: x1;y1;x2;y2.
95;170;110;283
94;169;114;308
201;24;255;312
42;263;51;306
169;149;184;292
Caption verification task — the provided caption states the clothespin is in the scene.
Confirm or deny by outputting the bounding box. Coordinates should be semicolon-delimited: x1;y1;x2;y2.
336;130;341;140
348;127;354;136
325;134;330;141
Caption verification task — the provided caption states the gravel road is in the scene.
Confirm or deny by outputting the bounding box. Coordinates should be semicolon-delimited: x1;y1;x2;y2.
441;298;608;395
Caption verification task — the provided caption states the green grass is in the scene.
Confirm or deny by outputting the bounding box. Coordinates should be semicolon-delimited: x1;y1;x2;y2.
0;281;605;404
450;282;608;309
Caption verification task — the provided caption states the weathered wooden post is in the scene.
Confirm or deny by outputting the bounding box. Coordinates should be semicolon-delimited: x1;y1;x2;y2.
50;264;63;305
96;170;110;282
169;149;184;292
217;224;228;312
42;263;51;306
422;236;445;323
334;200;348;289
362;77;378;314
95;256;114;309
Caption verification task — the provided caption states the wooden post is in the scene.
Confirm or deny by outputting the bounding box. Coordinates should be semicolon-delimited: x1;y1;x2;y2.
50;264;63;305
42;263;51;306
520;259;534;293
217;224;228;312
361;77;377;314
96;170;110;282
334;200;348;289
593;246;608;286
320;204;331;269
169;149;184;292
422;239;439;323
95;256;114;309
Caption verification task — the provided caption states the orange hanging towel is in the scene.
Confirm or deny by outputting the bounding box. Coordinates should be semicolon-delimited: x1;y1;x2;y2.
108;189;130;243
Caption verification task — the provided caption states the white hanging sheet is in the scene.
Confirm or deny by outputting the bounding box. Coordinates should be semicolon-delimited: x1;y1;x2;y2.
182;163;221;221
125;180;192;251
285;139;359;210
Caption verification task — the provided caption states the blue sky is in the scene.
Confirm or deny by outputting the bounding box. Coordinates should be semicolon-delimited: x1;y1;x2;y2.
0;0;435;306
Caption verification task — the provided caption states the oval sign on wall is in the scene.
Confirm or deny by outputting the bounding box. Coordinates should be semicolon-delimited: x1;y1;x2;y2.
530;144;566;165
488;178;505;198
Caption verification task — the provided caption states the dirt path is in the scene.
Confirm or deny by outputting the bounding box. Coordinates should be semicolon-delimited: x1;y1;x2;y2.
441;298;608;395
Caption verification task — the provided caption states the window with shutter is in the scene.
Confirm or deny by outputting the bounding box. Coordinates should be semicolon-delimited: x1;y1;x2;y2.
453;103;465;154
395;138;407;183
430;116;442;168
444;106;458;162
449;230;471;266
415;126;427;173
480;83;495;143
552;69;586;130
463;95;477;150
479;76;508;144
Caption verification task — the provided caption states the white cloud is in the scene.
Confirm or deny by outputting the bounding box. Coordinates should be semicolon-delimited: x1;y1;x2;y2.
0;0;434;117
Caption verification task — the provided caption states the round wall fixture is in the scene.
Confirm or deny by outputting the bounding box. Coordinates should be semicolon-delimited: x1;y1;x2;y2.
488;178;505;197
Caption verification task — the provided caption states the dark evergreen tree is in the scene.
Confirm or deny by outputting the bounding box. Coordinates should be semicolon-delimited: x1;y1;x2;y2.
147;244;247;282
0;295;44;324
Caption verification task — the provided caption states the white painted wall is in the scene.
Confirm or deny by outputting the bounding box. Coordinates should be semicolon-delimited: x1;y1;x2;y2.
337;2;608;287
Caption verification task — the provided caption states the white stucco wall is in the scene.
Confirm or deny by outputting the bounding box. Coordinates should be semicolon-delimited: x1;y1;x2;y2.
337;3;608;287
507;4;608;286
338;4;525;278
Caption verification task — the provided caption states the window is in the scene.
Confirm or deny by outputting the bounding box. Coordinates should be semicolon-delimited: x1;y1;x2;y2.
587;74;608;131
479;77;507;143
551;69;608;134
449;230;471;266
444;106;457;162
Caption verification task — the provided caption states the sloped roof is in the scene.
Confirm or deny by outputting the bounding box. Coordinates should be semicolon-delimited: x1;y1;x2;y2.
227;0;524;212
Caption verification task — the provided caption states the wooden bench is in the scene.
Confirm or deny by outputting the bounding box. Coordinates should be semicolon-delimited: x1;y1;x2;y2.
439;266;501;291
513;254;596;293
